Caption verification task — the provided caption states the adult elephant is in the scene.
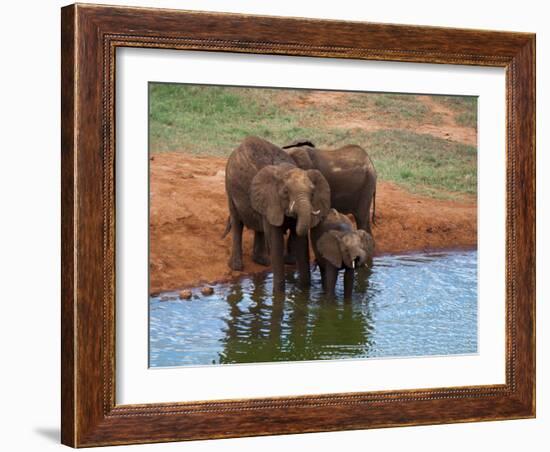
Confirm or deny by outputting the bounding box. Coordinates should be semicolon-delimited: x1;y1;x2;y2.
225;136;331;293
282;139;377;233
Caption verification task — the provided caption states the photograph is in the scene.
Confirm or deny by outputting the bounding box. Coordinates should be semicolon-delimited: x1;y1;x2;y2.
147;83;479;367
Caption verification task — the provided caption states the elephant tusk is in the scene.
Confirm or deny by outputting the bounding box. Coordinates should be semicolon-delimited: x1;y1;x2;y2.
352;260;355;269
312;209;321;215
289;201;295;213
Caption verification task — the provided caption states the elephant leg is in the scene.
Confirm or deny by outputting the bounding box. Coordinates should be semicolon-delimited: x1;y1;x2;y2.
294;233;311;288
284;231;297;265
355;187;374;233
343;268;354;300
268;224;286;293
228;215;244;271
319;266;326;291
253;231;270;266
324;265;338;298
354;206;370;233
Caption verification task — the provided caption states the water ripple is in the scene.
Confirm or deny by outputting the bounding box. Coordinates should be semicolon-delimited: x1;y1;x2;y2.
149;250;478;367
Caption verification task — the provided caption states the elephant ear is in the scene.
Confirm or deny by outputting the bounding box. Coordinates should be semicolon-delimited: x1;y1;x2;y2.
307;169;331;226
250;165;285;227
317;230;344;268
357;230;375;260
282;139;315;149
286;148;315;170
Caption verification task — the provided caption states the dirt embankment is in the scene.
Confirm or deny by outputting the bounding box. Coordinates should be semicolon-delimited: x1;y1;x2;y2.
149;153;477;294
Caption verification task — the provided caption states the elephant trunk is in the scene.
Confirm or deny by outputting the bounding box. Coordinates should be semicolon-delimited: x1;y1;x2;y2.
352;249;367;268
294;195;312;237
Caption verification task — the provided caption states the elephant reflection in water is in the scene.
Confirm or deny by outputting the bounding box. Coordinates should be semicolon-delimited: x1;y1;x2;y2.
217;272;375;365
309;301;375;359
218;274;286;364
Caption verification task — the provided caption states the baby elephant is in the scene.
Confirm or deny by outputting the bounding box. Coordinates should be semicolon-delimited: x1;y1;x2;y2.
311;209;375;299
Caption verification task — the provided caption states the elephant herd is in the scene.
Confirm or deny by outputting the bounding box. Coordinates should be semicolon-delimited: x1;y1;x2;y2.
223;136;377;298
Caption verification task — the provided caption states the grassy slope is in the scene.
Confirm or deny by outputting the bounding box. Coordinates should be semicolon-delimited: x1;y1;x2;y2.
149;83;477;198
431;95;478;128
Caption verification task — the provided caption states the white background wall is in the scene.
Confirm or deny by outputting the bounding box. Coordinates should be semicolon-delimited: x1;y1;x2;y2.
0;1;545;450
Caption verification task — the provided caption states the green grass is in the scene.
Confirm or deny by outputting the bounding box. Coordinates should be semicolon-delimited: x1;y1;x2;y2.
284;91;444;127
358;129;477;196
149;83;477;198
346;93;441;124
149;84;311;154
431;95;478;128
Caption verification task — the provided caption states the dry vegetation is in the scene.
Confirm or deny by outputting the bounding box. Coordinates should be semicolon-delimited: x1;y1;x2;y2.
149;84;477;198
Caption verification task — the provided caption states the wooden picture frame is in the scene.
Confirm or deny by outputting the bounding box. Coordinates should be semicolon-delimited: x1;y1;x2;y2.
61;3;535;447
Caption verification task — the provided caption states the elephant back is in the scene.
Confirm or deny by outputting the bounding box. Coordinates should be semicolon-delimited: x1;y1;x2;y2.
312;208;353;237
317;145;371;174
228;136;294;176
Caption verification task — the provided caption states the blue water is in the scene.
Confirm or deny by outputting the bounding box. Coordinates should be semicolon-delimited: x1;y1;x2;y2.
149;250;477;367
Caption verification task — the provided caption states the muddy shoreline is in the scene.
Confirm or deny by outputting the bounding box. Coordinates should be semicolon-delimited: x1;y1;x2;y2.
149;153;477;294
150;245;478;297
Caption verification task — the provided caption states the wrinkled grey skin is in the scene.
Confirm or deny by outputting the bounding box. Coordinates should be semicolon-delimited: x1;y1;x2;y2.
311;209;375;299
282;139;377;233
224;136;331;293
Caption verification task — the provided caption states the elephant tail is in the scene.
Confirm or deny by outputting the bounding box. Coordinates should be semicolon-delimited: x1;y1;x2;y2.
221;216;232;239
371;190;376;225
